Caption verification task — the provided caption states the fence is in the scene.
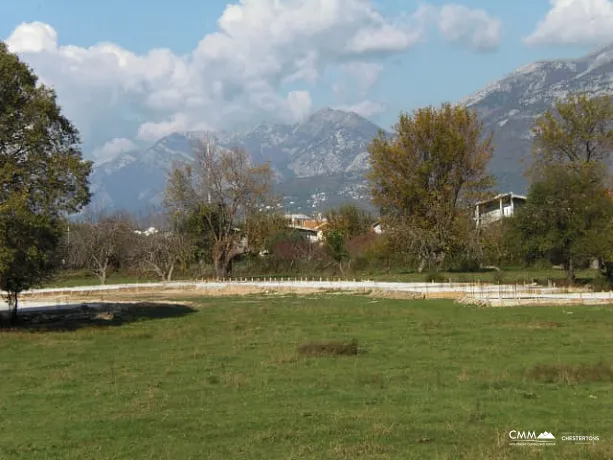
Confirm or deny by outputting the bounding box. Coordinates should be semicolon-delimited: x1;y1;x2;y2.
2;278;610;310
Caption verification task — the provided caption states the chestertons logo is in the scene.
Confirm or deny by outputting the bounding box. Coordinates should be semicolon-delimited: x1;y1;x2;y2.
509;430;556;446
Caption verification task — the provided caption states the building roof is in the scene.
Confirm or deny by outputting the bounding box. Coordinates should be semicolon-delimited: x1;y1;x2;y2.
301;220;320;230
290;219;328;231
475;192;527;207
285;213;312;220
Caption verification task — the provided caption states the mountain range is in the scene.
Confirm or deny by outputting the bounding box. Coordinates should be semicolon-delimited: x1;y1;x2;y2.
90;42;613;213
90;108;382;213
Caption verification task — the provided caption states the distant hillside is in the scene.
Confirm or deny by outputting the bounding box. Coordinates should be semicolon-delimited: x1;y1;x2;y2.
464;42;613;193
90;108;383;212
90;41;613;213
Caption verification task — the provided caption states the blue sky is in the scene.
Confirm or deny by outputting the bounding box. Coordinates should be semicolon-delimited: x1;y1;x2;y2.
1;0;609;161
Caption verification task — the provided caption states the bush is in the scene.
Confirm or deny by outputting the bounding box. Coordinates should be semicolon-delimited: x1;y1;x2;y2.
425;272;446;283
529;258;553;270
589;276;612;292
492;270;505;284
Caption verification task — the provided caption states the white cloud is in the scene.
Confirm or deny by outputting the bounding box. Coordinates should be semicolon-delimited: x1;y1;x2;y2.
6;21;58;53
287;91;313;122
4;1;501;156
525;0;613;46
333;100;385;117
93;138;139;162
424;4;502;51
137;114;191;142
340;62;384;92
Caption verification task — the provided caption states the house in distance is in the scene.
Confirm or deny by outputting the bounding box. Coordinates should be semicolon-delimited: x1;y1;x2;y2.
285;214;328;243
474;192;527;228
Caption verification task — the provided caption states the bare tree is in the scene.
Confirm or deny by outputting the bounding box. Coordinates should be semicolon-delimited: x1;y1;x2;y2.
164;140;273;278
136;231;194;282
70;212;136;284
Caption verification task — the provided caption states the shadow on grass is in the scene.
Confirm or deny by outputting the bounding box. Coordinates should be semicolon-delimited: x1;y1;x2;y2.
0;302;197;332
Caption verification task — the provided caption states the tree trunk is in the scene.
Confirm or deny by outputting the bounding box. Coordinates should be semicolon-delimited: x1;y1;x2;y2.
435;251;446;271
97;259;109;285
166;264;174;282
600;259;613;287
8;292;18;326
418;258;427;273
214;253;232;279
565;257;575;284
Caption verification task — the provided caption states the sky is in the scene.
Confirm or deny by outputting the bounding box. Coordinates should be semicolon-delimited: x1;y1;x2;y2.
2;0;613;163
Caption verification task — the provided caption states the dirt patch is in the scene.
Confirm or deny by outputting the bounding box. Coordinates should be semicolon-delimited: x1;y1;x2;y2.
20;286;364;305
369;290;424;300
424;291;467;299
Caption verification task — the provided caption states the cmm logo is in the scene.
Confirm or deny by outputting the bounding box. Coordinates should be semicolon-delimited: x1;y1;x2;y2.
509;431;555;446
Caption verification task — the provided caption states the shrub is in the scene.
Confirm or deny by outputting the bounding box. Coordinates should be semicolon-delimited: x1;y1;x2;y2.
425;272;446;283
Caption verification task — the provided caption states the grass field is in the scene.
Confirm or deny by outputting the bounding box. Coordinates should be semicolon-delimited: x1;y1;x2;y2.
1;295;612;459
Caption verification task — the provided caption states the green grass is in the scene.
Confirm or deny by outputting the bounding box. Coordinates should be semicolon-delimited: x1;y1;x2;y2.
2;295;612;459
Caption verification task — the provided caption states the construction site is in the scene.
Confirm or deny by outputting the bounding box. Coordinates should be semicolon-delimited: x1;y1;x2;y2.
3;279;613;315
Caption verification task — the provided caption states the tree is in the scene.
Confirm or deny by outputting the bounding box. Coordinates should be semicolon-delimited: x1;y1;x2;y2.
175;203;223;267
164;141;273;278
367;103;494;271
0;211;63;321
593;218;613;287
0;43;91;323
531;93;613;173
522;93;613;283
325;204;373;240
69;213;136;285
136;231;194;282
321;204;373;274
478;220;516;270
324;228;349;274
511;163;613;282
242;211;287;256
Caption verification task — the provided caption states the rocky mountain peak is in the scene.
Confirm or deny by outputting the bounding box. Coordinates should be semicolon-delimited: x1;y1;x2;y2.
302;108;364;128
460;41;613;195
90;107;383;212
89;42;613;214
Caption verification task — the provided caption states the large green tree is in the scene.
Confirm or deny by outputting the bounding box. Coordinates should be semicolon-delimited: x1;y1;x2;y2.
321;204;374;274
511;163;613;282
0;43;91;323
367;103;494;271
531;93;613;175
519;93;613;283
324;204;373;241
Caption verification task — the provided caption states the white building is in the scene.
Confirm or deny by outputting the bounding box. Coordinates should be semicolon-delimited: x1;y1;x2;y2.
134;226;159;236
284;213;312;228
284;214;328;243
474;193;527;227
